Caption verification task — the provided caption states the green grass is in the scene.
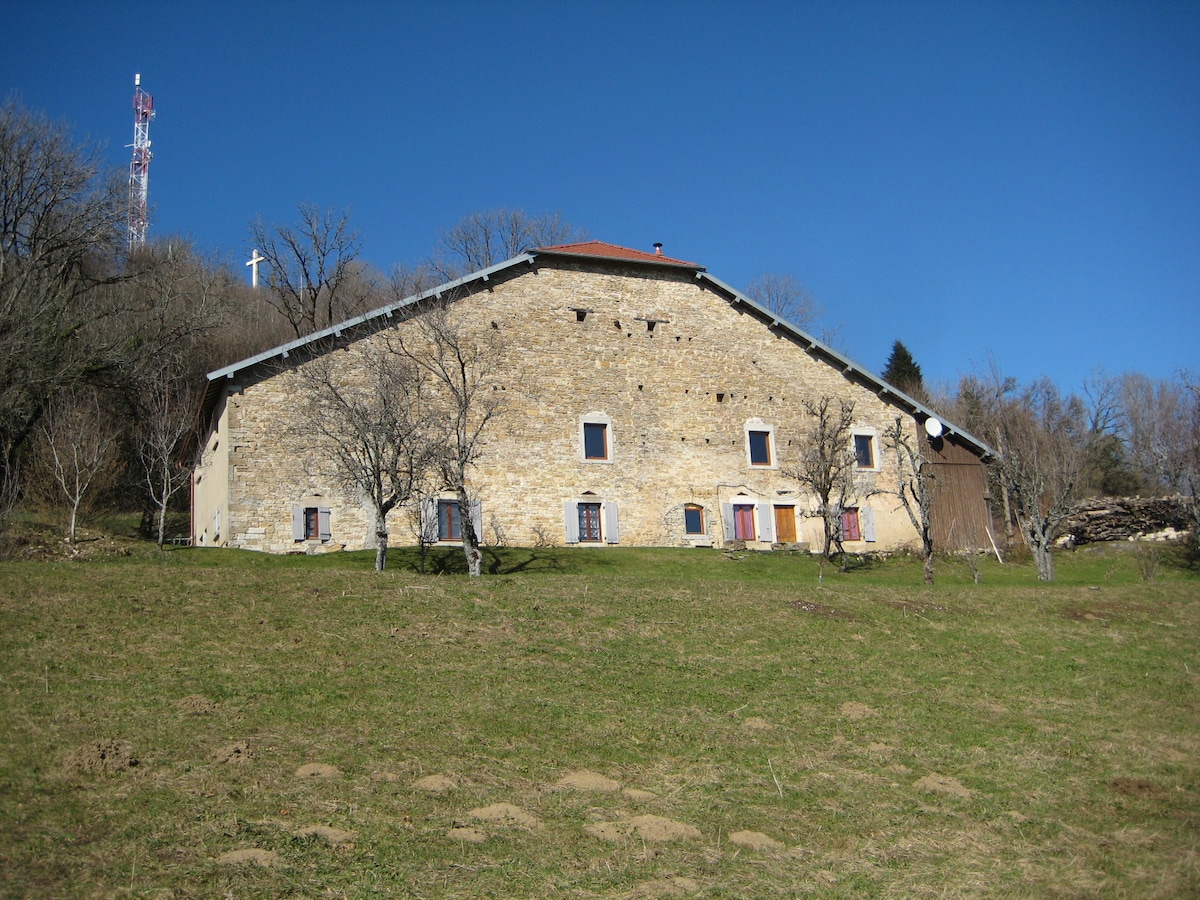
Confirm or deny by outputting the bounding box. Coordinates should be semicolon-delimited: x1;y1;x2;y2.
1;542;1197;897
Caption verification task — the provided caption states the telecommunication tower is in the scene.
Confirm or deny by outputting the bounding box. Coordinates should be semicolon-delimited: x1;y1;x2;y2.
127;73;155;250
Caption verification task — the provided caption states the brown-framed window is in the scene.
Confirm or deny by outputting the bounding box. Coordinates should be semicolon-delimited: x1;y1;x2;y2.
583;422;608;460
748;430;772;466
854;434;875;469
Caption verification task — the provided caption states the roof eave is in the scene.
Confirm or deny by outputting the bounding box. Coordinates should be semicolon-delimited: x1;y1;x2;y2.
696;272;995;459
205;252;537;384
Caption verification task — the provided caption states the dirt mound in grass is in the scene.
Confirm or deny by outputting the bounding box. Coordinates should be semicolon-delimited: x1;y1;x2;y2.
211;741;253;764
729;829;785;852
586;815;702;843
413;774;457;793
468;802;544;830
914;773;973;798
175;695;217;715
64;739;138;775
839;701;875;720
1109;777;1169;798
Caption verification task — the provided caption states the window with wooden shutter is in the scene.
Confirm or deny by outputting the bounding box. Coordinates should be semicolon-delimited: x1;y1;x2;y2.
563;501;580;543
756;503;775;543
734;504;756;541
861;506;876;542
438;500;461;540
841;507;862;541
578;502;602;542
469;500;483;541
603;502;620;544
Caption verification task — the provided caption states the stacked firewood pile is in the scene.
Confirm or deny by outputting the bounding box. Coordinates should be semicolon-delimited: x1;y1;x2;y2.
1063;497;1191;544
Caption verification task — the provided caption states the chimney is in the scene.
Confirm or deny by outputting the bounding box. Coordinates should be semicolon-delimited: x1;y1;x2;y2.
653;242;663;256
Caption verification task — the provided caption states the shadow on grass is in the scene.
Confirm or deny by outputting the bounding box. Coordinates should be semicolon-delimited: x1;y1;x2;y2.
383;545;597;576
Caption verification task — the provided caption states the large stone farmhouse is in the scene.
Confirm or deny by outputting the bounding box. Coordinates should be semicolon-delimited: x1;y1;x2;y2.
192;241;993;555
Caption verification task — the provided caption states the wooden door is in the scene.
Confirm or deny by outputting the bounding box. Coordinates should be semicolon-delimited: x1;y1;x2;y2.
774;505;796;543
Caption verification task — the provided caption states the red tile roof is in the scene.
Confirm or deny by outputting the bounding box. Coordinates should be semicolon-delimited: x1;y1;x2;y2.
534;240;701;269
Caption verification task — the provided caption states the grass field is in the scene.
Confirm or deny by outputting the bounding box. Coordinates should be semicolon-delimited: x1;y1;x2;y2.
1;540;1197;898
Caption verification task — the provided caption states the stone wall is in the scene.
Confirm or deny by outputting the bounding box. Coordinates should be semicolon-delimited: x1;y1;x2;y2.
195;258;933;554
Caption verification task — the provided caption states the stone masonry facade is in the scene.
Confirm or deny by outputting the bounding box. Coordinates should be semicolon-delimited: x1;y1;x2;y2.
193;249;979;555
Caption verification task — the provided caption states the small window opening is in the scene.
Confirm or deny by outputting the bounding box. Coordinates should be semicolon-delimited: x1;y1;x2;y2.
748;430;772;466
854;434;876;469
716;393;725;403
304;507;320;540
438;499;463;541
576;309;587;322
583;422;608;460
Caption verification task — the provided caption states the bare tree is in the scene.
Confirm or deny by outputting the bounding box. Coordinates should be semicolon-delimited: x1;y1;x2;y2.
880;416;936;584
298;340;432;571
137;375;200;549
250;204;362;337
433;209;584;278
386;261;440;302
969;372;1091;581
395;301;503;577
744;272;824;334
1121;372;1200;534
117;240;238;382
0;99;125;522
785;397;860;561
37;387;121;543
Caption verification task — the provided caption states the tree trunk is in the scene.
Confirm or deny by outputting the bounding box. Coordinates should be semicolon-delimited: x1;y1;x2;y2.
1033;542;1054;581
821;505;836;560
458;490;482;577
922;543;935;585
375;529;388;572
156;501;167;550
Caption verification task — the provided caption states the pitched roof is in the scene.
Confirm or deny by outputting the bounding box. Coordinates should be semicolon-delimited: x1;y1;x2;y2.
200;241;991;458
534;240;701;269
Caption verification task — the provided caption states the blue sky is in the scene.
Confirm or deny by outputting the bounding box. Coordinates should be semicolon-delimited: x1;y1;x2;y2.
4;1;1197;394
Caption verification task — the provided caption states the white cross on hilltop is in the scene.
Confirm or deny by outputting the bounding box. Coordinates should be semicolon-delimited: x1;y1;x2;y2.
246;249;266;287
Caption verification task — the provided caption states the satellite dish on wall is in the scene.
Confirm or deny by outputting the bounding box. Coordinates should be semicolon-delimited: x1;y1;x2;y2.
924;417;944;438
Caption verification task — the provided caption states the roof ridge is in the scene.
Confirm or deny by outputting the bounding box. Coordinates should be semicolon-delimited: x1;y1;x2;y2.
534;240;701;268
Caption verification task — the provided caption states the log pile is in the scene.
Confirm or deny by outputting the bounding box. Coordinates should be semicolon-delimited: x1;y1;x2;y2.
1064;497;1191;544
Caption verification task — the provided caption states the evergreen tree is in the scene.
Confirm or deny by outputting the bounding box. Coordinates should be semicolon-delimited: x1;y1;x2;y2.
882;340;926;398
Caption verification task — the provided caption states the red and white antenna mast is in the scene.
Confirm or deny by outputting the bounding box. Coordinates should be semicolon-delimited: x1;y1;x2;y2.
127;73;155;250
